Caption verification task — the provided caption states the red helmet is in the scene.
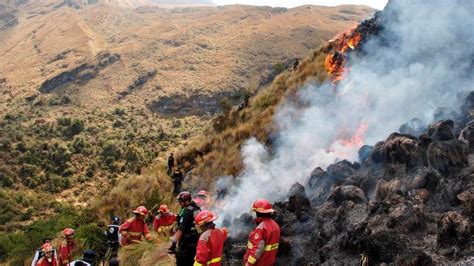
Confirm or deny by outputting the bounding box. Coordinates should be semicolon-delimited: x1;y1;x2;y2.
42;243;53;253
63;228;75;236
178;191;192;202
252;199;275;213
133;206;148;216
195;210;218;226
158;204;169;213
197;190;208;197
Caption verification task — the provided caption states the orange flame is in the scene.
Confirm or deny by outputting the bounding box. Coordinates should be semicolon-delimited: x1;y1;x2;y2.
339;121;368;148
325;29;363;83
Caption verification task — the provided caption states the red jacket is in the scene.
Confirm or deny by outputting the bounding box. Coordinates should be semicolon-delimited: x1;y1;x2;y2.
58;239;76;266
153;212;176;232
36;256;58;266
243;218;280;266
119;217;152;245
194;227;227;266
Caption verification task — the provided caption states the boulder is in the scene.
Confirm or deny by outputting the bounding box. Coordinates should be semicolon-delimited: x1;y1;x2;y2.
458;123;474;153
399;118;427;137
374;179;402;201
426;140;468;174
437;211;471;248
410;167;441;191
326;160;356;181
370;133;421;167
457;187;474;213
327;185;366;205
427;120;455;141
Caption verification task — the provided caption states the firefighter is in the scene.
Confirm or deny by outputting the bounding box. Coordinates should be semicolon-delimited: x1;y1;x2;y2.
168;153;175;175
58;228;77;266
168;191;201;266
172;168;184;196
119;206;153;246
194;210;227;266
243;199;280;266
105;216;121;256
193;190;210;210
36;243;58;266
153;204;177;234
32;238;57;266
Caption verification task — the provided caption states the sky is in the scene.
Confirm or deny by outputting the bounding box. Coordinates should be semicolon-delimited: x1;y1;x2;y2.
213;0;389;10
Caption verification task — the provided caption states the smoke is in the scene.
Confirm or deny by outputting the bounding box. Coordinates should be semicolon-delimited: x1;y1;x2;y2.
217;0;474;227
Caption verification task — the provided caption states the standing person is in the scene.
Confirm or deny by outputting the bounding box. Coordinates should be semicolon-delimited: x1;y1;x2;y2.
105;216;121;256
36;243;58;266
58;228;77;266
193;190;210;210
153;205;177;235
69;250;95;266
32;238;57;266
119;206;153;246
243;199;280;266
168;191;201;266
172;168;184;196
167;153;175;175
193;210;227;266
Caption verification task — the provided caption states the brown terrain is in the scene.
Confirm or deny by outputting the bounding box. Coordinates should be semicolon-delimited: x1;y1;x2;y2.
0;0;373;116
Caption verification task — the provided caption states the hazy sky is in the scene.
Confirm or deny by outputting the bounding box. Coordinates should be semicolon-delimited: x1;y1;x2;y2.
213;0;389;10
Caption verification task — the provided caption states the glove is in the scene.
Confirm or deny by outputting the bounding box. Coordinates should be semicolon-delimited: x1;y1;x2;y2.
167;241;177;254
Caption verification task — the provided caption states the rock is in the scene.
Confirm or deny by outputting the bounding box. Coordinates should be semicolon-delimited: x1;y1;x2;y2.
308;167;325;189
459;123;474;153
426;140;468;175
457;188;474;212
437;211;471;248
370;141;385;163
288;182;306;197
307;167;334;206
410;167;440;191
286;183;311;221
394;249;433;265
370;133;421;167
326;160;356;181
358;145;373;163
374;179;402;201
327;185;366;205
427;120;455;141
399;118;428;137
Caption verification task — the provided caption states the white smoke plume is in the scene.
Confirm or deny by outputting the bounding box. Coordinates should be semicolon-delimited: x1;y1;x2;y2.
218;0;474;226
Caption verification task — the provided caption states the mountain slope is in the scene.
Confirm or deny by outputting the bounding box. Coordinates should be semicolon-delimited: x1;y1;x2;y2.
0;1;373;115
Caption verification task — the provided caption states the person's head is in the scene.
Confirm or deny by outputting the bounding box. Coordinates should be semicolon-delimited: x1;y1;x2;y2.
177;191;192;207
111;216;120;225
158;204;169;214
170;153;173;157
109;257;120;266
195;210;218;233
196;190;208;199
42;238;52;244
251;199;275;223
82;249;96;264
63;228;75;241
42;243;54;260
133;206;148;219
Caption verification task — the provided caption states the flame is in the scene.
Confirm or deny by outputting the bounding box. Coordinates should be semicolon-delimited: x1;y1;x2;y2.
324;29;363;83
328;121;369;159
339;121;368;148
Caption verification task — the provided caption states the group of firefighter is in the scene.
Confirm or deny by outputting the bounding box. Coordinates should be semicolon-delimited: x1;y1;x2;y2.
31;189;280;266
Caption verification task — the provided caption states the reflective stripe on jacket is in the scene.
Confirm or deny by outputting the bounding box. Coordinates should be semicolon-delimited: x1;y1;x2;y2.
194;227;227;266
243;218;280;266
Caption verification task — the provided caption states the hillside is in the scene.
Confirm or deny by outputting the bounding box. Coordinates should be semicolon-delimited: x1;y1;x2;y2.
0;1;373;114
0;0;374;257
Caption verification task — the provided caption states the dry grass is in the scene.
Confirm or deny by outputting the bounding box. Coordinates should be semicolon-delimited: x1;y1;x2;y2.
175;45;332;191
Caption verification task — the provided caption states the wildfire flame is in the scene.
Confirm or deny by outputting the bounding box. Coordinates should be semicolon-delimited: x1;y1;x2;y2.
328;121;369;159
324;29;363;83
